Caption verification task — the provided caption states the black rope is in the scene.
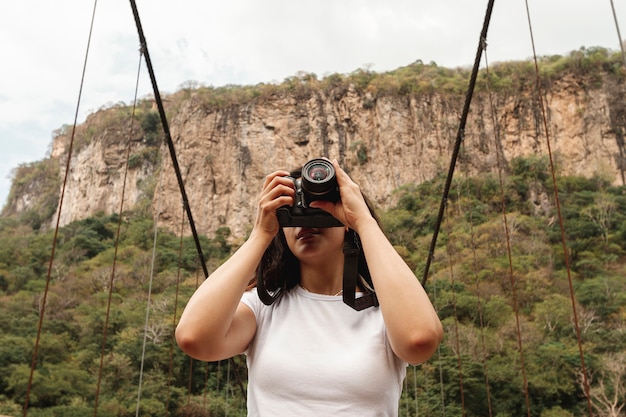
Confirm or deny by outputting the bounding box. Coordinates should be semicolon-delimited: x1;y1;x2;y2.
128;0;209;278
421;0;496;287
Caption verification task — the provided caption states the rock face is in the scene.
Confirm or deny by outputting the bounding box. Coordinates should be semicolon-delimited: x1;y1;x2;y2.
8;70;626;240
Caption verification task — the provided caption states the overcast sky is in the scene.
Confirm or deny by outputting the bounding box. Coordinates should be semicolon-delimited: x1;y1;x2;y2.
0;0;624;208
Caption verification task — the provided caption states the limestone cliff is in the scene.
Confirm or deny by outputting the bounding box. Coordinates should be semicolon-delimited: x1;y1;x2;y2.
5;61;626;240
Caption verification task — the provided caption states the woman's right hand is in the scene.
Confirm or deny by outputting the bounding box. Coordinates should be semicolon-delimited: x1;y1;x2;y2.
252;170;295;239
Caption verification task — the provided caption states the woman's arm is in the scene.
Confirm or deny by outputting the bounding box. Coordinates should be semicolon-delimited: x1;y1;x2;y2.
312;160;443;364
354;216;443;364
175;171;295;362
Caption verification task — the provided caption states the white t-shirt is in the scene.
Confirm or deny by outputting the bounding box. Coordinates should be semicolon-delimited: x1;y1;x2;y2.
240;286;407;417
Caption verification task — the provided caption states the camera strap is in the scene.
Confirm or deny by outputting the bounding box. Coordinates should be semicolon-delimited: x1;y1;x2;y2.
257;229;379;311
256;266;284;306
342;229;379;311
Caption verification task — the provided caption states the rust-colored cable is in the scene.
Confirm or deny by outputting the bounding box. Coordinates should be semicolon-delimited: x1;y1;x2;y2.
484;42;533;417
444;209;467;417
609;0;626;67
477;43;502;417
94;35;143;417
22;1;99;416
524;1;594;416
134;161;166;416
165;205;187;416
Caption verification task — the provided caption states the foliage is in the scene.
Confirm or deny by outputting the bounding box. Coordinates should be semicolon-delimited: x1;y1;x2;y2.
3;159;60;229
1;157;625;416
0;208;237;416
162;46;626;112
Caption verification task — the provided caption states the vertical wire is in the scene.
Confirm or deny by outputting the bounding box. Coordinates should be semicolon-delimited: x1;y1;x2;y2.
413;365;419;417
194;205;211;411
454;69;497;416
424;362;432;417
164;204;187;416
523;1;593;415
125;44;158;416
216;361;222;399
489;76;532;417
609;0;626;66
93;108;118;406
434;282;445;417
203;361;211;410
226;359;232;417
476;42;499;417
493;110;531;417
105;45;145;417
22;1;99;415
444;201;466;417
403;375;409;416
135;161;166;415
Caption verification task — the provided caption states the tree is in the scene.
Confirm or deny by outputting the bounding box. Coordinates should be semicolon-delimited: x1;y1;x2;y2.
581;352;626;417
582;193;617;242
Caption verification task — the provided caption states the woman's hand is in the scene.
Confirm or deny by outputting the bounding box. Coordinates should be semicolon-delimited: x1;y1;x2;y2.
309;159;374;232
252;170;296;238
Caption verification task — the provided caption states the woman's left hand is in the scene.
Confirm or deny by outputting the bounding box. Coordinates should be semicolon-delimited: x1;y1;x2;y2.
309;159;374;232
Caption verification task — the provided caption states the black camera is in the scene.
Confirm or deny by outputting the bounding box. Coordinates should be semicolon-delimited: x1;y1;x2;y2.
276;158;343;227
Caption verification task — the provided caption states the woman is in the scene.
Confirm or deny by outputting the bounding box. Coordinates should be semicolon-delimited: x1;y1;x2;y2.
175;158;443;416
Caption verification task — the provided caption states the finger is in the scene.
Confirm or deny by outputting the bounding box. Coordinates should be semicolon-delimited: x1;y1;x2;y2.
262;170;291;189
260;173;293;200
267;184;295;204
331;159;362;198
309;199;334;214
331;159;351;185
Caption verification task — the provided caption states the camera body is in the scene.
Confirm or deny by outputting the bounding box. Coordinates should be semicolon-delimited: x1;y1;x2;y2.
276;159;343;228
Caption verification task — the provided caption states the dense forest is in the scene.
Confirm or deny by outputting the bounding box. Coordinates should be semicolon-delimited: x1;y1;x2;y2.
1;153;625;417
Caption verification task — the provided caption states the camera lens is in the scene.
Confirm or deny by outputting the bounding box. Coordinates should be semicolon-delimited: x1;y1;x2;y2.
301;159;339;200
306;162;332;182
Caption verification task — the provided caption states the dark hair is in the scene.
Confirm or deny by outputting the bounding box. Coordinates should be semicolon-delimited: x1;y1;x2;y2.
250;166;380;293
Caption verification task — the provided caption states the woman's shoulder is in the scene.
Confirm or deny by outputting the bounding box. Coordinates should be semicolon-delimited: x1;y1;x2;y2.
241;287;260;308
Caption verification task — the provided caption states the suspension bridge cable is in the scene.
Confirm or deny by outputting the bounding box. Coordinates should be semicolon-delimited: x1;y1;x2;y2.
165;205;187;416
22;1;99;416
128;0;209;279
496;110;531;417
422;0;496;287
430;279;446;417
465;180;494;417
455;79;494;417
483;40;532;417
523;1;594;416
135;162;167;416
96;46;144;417
93;52;143;417
413;366;419;417
609;0;626;66
477;44;501;417
444;209;467;417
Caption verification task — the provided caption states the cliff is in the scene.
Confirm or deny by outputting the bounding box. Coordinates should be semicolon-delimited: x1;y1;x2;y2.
4;58;626;239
